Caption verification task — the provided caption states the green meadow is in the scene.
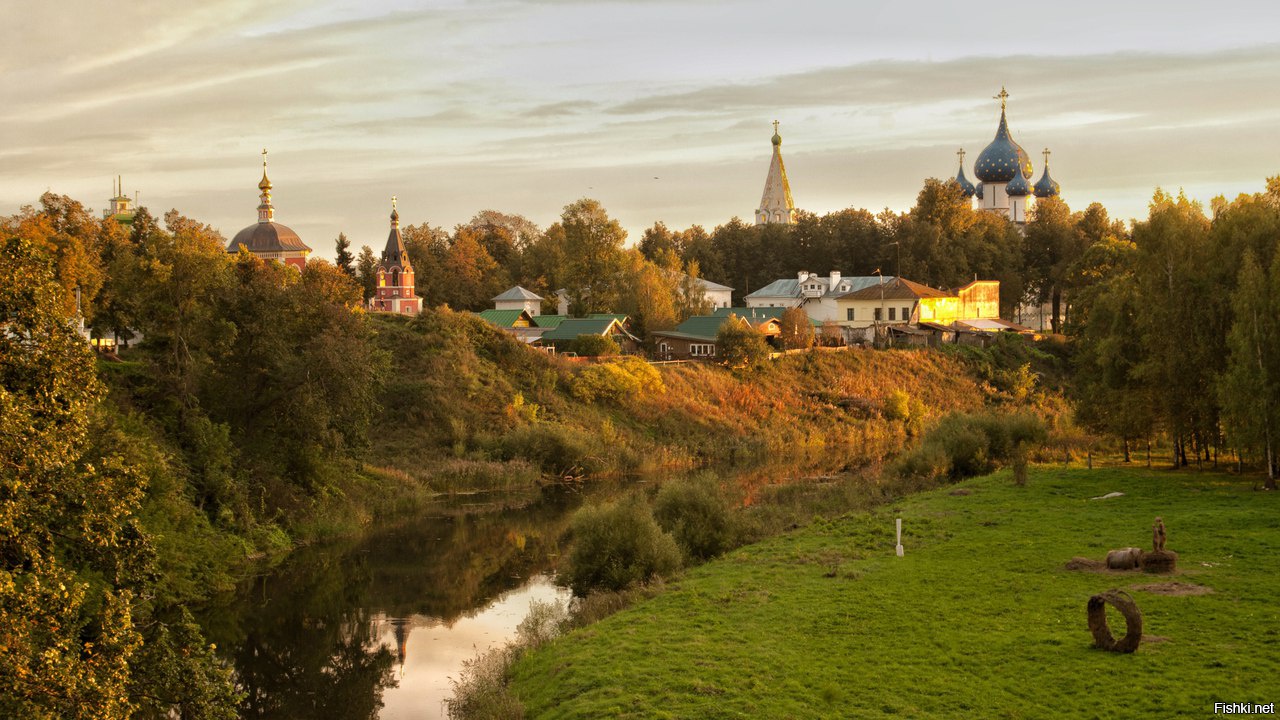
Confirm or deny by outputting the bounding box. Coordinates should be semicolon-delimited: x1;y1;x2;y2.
511;466;1280;718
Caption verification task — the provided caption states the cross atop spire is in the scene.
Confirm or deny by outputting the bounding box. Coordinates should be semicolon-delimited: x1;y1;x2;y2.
1042;147;1051;165
262;147;268;169
994;86;1008;112
772;119;779;134
392;194;397;210
957;148;966;165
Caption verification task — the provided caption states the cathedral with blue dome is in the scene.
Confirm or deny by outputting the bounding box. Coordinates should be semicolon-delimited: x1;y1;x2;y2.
954;88;1059;225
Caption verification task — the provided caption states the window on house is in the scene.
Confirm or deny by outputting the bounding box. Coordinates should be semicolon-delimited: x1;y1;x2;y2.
889;307;896;321
846;308;855;321
902;307;910;321
874;308;882;321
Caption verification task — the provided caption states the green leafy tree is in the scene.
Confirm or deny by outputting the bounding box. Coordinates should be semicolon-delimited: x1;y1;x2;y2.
0;236;238;718
518;223;568;314
1130;190;1216;466
1219;250;1279;486
1025;196;1086;333
561;199;627;315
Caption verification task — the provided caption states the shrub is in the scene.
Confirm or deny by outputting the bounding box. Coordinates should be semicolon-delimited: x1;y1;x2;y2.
893;411;1048;482
569;334;619;357
446;646;524;720
653;476;735;561
565;495;682;596
492;424;601;477
716;316;770;368
883;389;911;421
570;357;664;403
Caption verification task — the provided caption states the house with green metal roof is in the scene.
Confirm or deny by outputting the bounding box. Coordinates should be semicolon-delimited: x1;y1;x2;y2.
539;317;641;353
532;315;567;329
476;309;535;328
650;313;781;360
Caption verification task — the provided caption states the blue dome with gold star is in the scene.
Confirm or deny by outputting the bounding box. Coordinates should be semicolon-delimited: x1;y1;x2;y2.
974;96;1034;184
1033;157;1060;198
1006;169;1031;197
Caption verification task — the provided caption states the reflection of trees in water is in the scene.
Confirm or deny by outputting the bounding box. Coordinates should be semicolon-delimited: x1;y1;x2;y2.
201;485;589;718
204;456;865;718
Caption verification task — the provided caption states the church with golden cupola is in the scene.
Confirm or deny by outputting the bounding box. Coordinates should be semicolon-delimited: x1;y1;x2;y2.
954;88;1060;225
226;150;312;269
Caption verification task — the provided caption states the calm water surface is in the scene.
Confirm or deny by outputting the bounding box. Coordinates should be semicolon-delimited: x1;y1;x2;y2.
199;485;590;719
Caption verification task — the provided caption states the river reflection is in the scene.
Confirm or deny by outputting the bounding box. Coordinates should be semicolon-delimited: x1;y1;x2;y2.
199;485;590;719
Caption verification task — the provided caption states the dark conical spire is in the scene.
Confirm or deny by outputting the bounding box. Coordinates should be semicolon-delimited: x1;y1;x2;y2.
381;196;409;268
954;148;975;197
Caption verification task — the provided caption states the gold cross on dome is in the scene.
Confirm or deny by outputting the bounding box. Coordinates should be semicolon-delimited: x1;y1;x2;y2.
994;87;1008;111
262;147;268;169
392;195;397;210
957;148;966;164
1042;148;1051;164
772;119;780;134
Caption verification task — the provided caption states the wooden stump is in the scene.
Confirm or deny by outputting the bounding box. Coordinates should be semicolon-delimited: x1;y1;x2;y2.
1140;549;1178;574
1087;590;1143;653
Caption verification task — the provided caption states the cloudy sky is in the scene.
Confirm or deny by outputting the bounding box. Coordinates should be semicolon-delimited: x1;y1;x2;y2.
4;1;1280;260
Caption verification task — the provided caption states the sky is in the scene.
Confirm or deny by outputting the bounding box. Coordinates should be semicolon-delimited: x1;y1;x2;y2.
4;1;1280;261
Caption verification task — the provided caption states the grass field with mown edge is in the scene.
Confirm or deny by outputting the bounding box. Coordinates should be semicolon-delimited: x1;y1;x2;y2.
511;466;1280;718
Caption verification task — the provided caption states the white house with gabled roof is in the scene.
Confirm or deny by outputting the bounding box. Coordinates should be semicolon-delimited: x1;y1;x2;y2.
493;286;543;316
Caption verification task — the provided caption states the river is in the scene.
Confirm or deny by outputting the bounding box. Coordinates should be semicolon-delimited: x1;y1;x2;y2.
200;455;863;718
199;484;596;719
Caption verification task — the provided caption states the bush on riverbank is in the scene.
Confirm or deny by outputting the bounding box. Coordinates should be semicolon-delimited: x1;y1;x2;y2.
565;495;682;595
893;410;1048;482
653;475;736;562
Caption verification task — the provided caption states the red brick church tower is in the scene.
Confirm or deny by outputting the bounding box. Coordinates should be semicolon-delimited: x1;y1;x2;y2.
372;198;421;314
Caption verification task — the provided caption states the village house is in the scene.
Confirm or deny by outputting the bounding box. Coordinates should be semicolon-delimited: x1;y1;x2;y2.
539;316;642;353
492;286;544;316
651;311;784;360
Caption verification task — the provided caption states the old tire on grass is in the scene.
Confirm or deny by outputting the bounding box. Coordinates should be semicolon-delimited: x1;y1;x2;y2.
1087;590;1142;653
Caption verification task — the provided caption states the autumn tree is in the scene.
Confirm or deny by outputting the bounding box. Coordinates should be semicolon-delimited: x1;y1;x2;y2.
441;226;505;311
779;306;814;350
1;192;106;320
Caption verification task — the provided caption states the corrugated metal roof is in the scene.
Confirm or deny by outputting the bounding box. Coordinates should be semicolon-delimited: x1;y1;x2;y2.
476;309;532;328
744;275;890;299
839;277;949;301
492;285;543;302
540;317;621;341
532;315;566;328
711;306;821;326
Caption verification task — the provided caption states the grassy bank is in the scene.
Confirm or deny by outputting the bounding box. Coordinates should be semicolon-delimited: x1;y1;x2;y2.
510;466;1279;718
